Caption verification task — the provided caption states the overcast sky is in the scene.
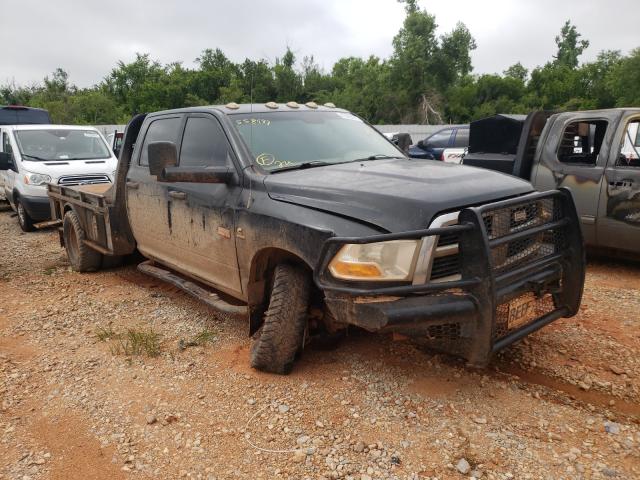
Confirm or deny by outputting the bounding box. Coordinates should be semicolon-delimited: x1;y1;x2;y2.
2;0;638;88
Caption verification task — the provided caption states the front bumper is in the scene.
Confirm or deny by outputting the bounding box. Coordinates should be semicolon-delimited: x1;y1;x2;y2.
19;194;52;221
315;189;585;366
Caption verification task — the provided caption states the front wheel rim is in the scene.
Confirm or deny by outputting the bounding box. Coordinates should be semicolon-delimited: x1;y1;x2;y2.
17;202;25;226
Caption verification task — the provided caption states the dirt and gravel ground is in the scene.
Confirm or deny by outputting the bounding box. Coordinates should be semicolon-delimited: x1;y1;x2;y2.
1;208;639;480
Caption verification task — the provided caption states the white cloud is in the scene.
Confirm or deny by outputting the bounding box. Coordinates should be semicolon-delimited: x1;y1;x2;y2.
1;0;638;88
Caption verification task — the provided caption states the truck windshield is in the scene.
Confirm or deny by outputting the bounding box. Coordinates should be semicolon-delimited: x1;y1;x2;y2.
14;129;111;161
232;111;403;171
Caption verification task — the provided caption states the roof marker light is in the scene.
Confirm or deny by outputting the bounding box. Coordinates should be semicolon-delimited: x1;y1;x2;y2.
265;102;279;109
305;102;318;109
324;102;336;108
286;101;300;109
225;102;240;110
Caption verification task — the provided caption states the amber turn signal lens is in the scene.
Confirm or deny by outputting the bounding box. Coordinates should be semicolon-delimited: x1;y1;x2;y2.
330;261;383;279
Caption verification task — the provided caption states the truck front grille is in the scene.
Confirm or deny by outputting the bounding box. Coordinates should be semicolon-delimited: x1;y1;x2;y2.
429;234;462;281
481;197;566;273
58;174;111;186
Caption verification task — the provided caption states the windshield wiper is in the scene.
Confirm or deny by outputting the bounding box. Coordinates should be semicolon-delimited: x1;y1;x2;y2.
21;153;49;161
348;154;405;162
269;161;334;173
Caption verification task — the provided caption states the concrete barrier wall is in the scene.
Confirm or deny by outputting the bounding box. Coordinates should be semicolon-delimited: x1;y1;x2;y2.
94;125;126;136
374;124;466;143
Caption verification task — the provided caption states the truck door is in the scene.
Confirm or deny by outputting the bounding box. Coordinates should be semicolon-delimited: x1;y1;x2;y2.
126;114;184;264
597;115;640;253
532;115;613;246
163;114;242;295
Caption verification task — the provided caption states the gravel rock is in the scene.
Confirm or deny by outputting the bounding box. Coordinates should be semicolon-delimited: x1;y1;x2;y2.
1;210;639;479
456;458;471;474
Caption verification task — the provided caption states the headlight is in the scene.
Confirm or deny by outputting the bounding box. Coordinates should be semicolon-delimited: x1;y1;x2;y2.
329;240;419;281
24;172;52;186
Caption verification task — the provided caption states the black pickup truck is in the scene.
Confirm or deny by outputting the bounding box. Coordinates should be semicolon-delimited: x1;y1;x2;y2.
463;109;640;257
47;103;585;374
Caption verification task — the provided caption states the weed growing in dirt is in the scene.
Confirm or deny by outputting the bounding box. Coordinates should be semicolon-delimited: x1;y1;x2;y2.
95;324;118;341
193;328;217;346
97;324;162;357
178;327;218;351
111;329;162;357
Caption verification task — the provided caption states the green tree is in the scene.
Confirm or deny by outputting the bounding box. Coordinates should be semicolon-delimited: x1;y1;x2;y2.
503;62;528;83
391;0;438;115
104;53;165;115
433;22;476;88
273;48;302;101
554;20;589;69
607;48;640;106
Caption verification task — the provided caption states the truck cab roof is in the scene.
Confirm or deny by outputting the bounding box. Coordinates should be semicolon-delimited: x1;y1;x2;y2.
146;102;348;118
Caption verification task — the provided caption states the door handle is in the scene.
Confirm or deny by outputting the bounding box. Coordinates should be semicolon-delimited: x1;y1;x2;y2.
168;190;186;200
126;181;139;189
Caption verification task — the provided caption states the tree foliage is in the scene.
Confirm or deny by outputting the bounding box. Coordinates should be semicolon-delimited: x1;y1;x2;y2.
1;13;638;126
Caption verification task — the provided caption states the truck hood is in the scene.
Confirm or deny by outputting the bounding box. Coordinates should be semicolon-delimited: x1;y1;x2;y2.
264;159;534;232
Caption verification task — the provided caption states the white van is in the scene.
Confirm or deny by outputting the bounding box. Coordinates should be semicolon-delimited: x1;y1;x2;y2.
0;125;117;231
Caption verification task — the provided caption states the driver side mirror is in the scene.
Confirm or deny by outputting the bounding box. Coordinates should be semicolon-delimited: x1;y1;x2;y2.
0;152;13;171
417;140;424;148
148;141;177;177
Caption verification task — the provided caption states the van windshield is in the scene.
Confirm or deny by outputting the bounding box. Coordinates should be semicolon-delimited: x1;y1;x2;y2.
232;111;403;171
14;129;111;161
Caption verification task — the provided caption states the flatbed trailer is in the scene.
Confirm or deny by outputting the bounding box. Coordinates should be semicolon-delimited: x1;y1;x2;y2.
48;183;118;255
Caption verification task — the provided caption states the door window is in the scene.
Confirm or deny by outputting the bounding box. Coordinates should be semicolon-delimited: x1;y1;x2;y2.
139;116;182;166
425;129;453;148
557;120;608;166
179;117;229;167
617;119;640;168
453;129;469;148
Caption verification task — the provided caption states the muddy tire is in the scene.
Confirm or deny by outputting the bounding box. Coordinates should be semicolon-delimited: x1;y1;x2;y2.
16;198;34;232
63;210;103;272
250;264;310;374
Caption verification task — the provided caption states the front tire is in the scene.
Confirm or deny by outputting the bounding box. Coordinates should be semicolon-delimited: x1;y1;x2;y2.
16;198;34;232
250;264;310;374
63;210;103;272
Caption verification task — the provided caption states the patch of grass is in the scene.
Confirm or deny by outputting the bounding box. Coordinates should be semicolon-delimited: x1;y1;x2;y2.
95;324;118;341
192;328;217;346
178;328;217;351
98;324;162;357
111;328;162;357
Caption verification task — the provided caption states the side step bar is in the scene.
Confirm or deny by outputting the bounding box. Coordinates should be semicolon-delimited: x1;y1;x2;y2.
137;260;247;315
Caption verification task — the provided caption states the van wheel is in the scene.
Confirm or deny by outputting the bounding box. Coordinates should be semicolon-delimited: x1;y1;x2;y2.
16;198;34;232
63;210;103;272
250;264;310;374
